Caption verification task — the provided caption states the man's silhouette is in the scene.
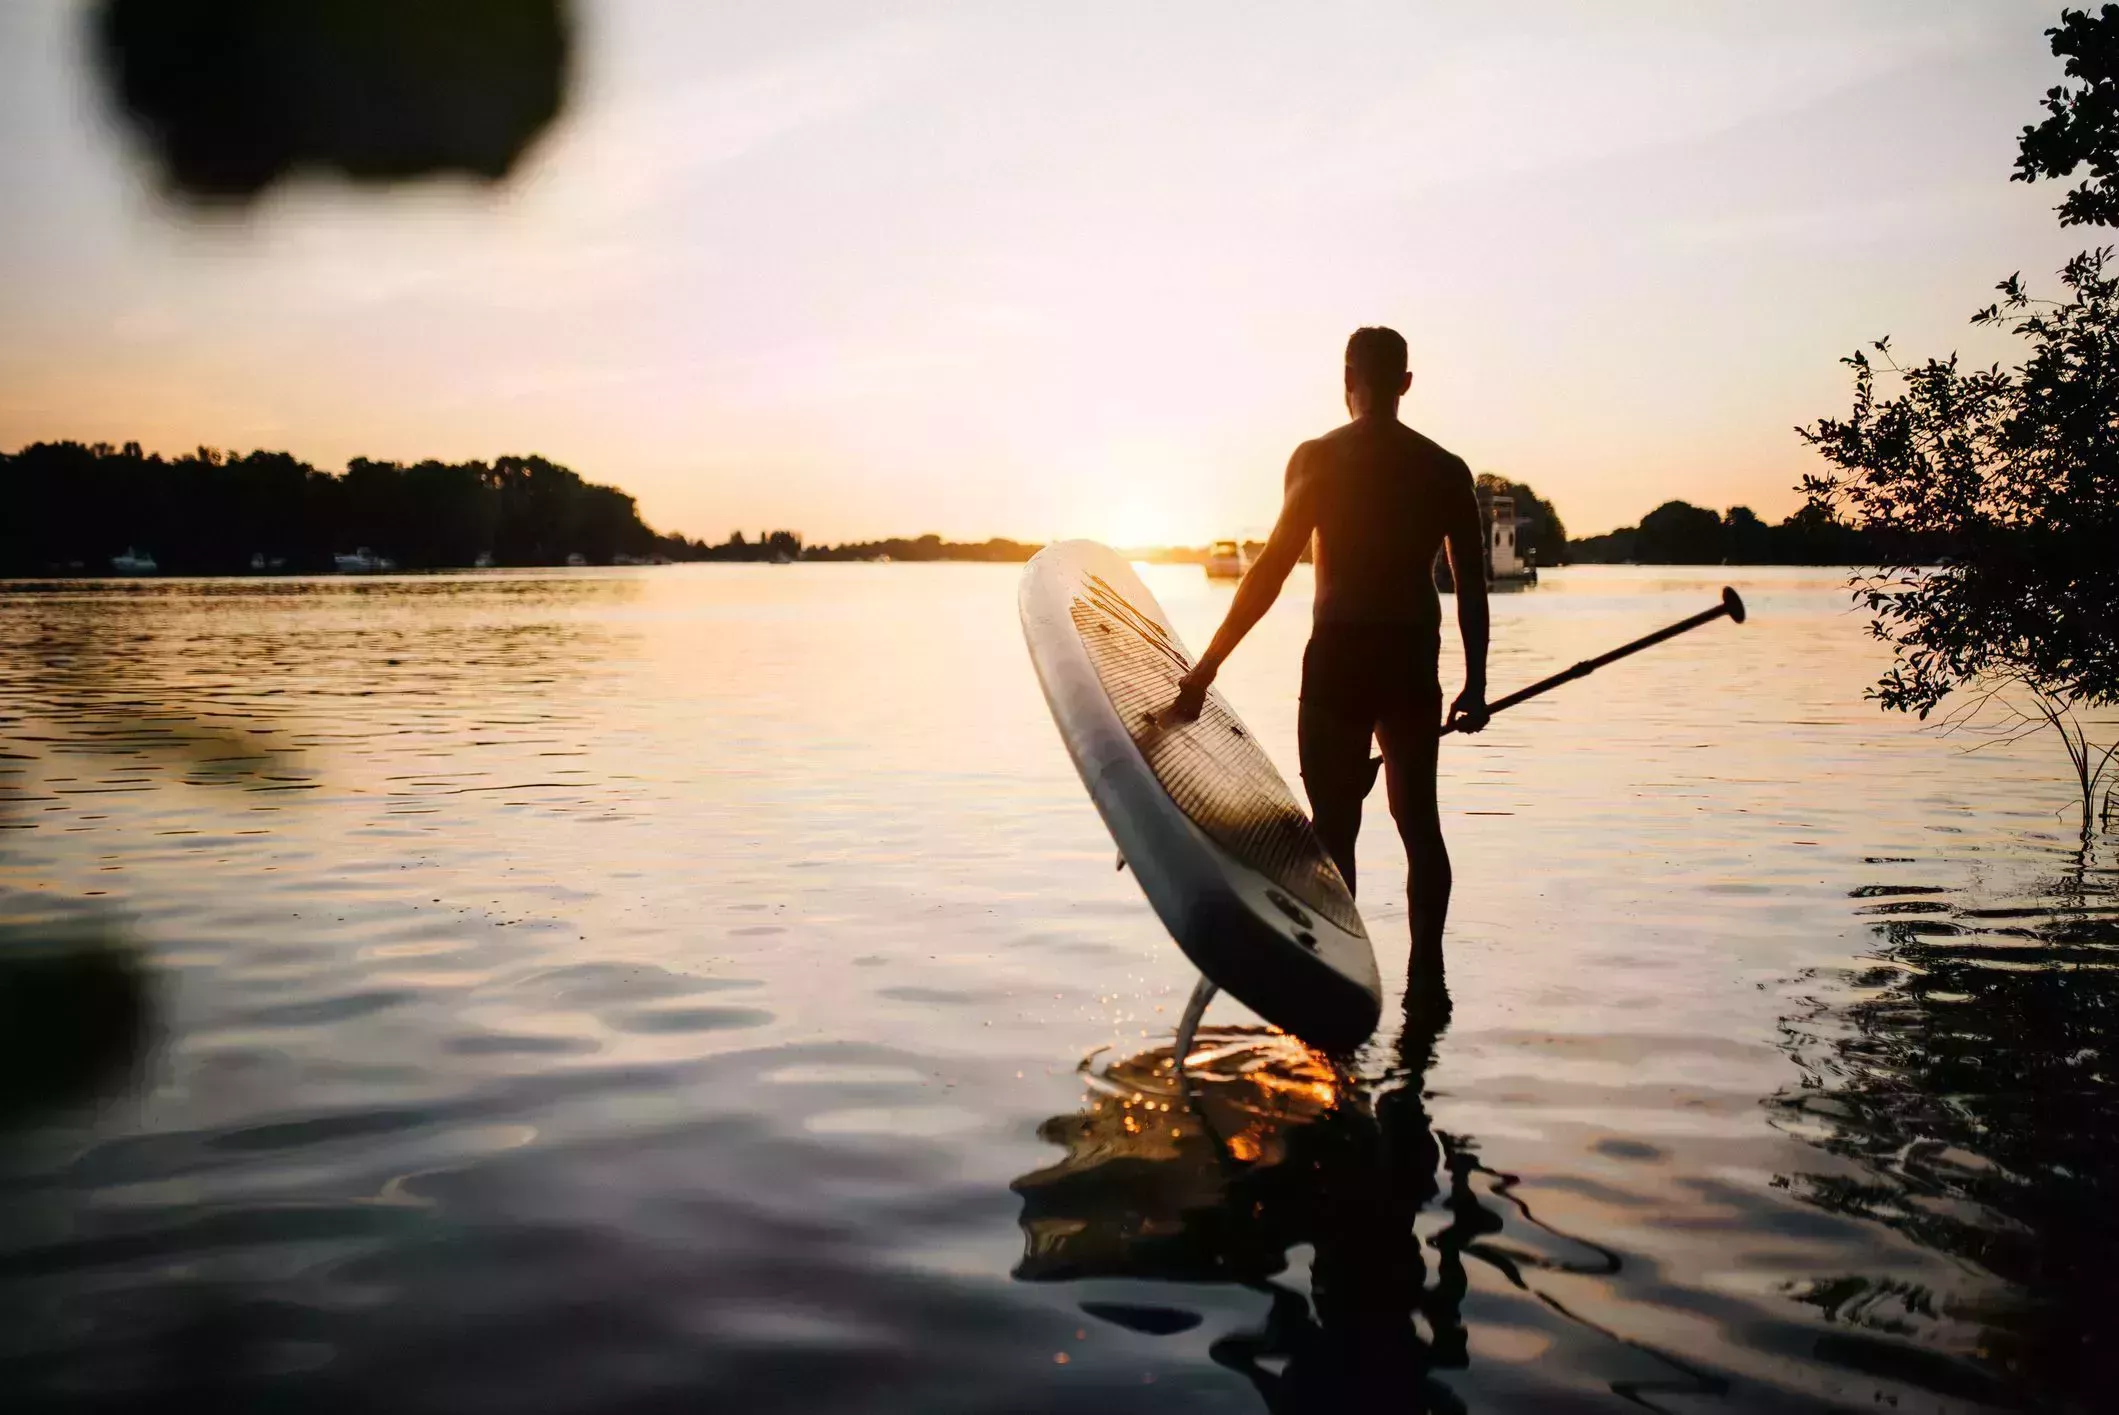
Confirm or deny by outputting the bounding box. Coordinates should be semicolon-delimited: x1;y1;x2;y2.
1164;327;1489;969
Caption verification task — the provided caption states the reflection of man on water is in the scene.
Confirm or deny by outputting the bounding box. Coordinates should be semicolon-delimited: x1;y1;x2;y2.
1012;990;1487;1413
1162;327;1490;972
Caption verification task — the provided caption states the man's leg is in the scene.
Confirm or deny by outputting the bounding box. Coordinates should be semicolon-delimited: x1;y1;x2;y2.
1298;696;1372;897
1376;693;1448;972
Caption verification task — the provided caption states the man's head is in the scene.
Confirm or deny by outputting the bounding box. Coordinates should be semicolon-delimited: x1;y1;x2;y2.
1344;326;1410;416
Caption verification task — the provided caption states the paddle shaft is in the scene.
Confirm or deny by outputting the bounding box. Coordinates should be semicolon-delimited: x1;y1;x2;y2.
1441;587;1745;737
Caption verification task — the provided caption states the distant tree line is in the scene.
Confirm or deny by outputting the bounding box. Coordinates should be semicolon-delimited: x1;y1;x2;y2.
1565;500;1897;565
1;439;1899;578
0;441;680;574
674;530;807;562
664;530;1045;563
804;533;1041;562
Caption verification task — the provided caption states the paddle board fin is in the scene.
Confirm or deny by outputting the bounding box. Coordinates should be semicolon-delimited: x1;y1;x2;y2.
1174;975;1219;1069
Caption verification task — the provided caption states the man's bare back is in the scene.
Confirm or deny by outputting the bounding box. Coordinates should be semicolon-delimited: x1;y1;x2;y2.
1161;327;1489;972
1306;418;1476;631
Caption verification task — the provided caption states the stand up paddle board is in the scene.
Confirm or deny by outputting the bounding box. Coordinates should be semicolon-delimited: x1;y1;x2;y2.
1019;541;1381;1053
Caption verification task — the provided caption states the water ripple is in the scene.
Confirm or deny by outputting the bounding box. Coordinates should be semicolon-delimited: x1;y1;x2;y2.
1;566;2108;1411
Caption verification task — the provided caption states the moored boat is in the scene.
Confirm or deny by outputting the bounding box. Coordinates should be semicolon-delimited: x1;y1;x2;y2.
333;547;396;573
1203;539;1249;580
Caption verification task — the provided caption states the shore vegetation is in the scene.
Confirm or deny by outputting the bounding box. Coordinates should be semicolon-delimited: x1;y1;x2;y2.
1564;501;1887;566
0;443;672;574
1800;5;2119;836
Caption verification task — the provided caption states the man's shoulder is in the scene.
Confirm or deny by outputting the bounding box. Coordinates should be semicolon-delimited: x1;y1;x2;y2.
1305;421;1470;480
1397;424;1471;477
1304;424;1372;462
1284;435;1325;481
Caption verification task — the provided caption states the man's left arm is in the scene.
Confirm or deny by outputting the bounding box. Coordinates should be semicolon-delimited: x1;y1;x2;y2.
1442;461;1490;732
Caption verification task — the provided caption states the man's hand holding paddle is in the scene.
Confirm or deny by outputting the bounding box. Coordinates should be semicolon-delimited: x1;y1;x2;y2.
1435;585;1747;737
1446;681;1489;735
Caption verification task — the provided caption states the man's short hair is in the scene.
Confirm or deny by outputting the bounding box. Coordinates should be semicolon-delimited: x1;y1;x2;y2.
1345;326;1408;394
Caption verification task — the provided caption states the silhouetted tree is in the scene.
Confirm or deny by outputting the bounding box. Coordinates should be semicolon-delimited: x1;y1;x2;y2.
0;442;665;575
1793;4;2119;836
1564;524;1638;563
1801;253;2119;834
1769;501;1872;566
1723;505;1772;564
1565;501;1881;566
402;459;499;568
1632;500;1726;563
2015;6;2119;226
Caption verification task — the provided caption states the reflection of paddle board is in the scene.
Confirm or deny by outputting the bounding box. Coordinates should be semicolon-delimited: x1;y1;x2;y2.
1012;1027;1345;1283
1019;541;1380;1052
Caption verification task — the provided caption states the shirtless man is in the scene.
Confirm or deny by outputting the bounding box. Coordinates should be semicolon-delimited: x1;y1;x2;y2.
1163;327;1489;971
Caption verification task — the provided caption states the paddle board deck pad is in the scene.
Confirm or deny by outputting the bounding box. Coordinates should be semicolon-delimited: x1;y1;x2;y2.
1019;541;1381;1053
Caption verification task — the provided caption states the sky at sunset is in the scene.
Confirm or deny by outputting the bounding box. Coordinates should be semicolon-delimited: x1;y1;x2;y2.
0;1;2091;543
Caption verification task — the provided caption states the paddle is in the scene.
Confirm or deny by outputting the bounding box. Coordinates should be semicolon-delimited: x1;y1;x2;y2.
1358;586;1746;794
1442;585;1747;737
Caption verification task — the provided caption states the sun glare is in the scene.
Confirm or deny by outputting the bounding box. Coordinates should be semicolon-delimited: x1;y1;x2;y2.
1072;469;1203;550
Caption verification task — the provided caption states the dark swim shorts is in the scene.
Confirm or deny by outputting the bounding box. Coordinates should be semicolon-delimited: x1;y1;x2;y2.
1299;621;1442;726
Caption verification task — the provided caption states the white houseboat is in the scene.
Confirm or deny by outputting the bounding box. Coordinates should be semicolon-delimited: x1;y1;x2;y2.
1481;490;1537;583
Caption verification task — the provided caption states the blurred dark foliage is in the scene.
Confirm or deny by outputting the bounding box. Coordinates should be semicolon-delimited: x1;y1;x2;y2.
2016;5;2119;227
0;932;151;1126
94;0;571;200
1564;500;1888;565
0;441;674;572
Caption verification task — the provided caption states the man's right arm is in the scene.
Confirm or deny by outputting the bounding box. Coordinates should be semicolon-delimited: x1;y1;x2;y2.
1159;444;1318;724
1442;462;1490;732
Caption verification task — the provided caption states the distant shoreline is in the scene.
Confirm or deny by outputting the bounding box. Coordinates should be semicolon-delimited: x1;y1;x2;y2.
5;440;1882;577
0;556;1863;584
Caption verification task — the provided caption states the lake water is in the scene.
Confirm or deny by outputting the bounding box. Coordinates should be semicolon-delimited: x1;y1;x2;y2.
1;564;2111;1413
